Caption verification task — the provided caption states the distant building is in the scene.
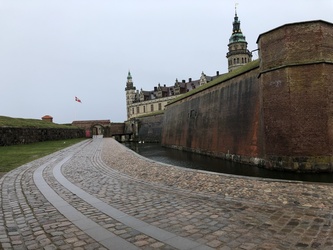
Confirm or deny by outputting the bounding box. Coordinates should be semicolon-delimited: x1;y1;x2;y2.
41;115;53;123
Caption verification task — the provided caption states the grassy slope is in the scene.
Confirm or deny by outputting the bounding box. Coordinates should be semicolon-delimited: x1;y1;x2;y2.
0;138;86;173
168;60;260;105
0;116;77;129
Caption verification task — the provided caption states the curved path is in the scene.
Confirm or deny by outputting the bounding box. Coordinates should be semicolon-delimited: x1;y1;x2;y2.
1;137;333;249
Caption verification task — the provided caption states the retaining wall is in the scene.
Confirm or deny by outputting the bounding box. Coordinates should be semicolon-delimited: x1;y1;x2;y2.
0;127;85;146
137;114;164;142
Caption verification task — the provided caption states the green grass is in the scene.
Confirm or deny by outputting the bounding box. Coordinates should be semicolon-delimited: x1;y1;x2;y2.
0;138;86;173
0;116;77;129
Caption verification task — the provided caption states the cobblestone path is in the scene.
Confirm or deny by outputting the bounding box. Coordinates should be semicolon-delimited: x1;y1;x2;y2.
1;137;333;249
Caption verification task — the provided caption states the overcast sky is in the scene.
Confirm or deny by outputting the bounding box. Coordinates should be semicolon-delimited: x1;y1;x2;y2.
1;0;332;124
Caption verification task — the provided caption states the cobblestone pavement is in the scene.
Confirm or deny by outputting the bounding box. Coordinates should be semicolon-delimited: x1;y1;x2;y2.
1;137;333;249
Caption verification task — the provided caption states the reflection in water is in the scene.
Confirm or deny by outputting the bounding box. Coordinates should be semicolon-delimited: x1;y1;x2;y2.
124;142;333;183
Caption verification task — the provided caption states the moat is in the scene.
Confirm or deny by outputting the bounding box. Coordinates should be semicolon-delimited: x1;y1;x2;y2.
125;142;333;183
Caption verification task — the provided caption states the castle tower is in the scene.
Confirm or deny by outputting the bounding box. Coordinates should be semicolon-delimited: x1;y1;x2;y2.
226;7;252;72
125;71;136;119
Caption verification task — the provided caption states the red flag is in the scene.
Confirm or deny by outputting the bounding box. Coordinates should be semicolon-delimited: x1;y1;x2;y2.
75;96;82;103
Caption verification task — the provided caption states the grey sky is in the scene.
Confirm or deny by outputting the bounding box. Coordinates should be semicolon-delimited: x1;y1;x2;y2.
1;0;332;124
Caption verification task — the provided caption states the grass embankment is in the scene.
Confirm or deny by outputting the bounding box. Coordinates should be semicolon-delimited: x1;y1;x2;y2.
0;138;86;173
167;59;260;106
0;115;76;129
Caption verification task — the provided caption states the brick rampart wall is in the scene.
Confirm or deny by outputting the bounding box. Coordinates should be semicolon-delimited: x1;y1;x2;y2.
162;68;263;164
0;127;85;146
258;21;333;172
110;123;125;135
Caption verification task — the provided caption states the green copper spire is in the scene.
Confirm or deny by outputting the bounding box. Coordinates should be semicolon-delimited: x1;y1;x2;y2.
127;71;132;80
229;10;246;44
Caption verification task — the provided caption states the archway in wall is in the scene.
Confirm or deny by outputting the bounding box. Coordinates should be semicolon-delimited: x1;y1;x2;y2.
91;124;105;136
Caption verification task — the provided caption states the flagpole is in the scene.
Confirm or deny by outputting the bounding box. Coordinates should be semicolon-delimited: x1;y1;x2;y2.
74;96;77;122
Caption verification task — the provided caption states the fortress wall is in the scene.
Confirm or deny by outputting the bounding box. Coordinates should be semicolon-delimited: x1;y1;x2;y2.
260;63;333;171
261;64;332;156
110;123;125;135
137;114;164;142
258;20;333;172
0;127;85;146
162;68;263;165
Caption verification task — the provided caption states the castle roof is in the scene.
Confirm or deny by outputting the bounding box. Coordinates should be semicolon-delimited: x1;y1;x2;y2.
129;71;220;103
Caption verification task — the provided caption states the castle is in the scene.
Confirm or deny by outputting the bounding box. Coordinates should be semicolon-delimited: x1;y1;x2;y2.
124;10;333;172
125;10;251;119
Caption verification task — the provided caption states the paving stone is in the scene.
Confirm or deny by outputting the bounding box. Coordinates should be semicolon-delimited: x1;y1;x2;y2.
207;239;222;248
2;137;333;249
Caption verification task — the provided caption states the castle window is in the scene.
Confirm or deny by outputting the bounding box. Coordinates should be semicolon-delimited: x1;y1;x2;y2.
242;58;244;63
245;58;247;63
151;104;154;111
143;106;146;113
237;58;239;64
132;108;134;114
136;107;139;114
234;58;236;64
158;103;162;111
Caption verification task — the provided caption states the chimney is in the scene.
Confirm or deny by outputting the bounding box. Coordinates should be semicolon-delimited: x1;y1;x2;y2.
216;71;219;76
189;78;192;82
182;80;185;83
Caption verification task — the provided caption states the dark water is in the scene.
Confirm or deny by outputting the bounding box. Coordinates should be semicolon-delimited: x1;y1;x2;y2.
124;142;333;183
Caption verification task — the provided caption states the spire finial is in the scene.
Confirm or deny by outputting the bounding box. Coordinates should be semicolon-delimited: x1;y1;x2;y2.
127;70;132;79
235;2;238;16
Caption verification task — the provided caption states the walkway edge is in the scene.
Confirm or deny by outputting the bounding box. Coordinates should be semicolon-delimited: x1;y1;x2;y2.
33;155;139;250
